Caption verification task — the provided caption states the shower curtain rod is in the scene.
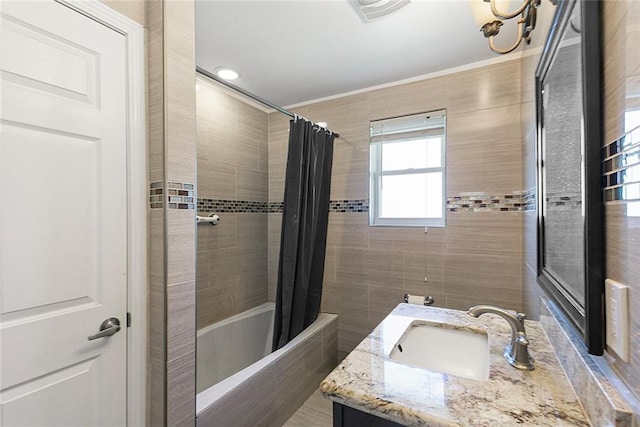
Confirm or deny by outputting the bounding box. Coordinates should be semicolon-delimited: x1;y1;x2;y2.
196;66;340;138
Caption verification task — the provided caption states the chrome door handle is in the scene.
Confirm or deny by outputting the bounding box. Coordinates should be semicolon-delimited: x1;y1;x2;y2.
88;317;121;340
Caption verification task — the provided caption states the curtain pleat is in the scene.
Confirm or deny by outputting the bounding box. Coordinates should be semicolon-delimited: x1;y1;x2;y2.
273;120;334;351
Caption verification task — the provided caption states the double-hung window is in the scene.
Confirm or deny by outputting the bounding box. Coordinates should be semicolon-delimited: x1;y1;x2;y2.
369;110;446;227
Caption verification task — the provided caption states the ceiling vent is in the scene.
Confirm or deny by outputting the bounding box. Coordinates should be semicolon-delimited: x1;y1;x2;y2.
352;0;410;22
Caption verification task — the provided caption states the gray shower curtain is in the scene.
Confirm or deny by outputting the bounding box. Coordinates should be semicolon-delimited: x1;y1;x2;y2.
272;119;334;351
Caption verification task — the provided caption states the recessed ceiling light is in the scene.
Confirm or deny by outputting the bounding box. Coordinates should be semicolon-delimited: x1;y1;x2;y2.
214;67;239;81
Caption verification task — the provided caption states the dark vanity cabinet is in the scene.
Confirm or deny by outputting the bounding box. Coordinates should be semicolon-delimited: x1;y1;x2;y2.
332;403;404;427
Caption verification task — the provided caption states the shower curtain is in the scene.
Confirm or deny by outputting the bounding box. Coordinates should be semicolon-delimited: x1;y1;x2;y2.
273;119;334;351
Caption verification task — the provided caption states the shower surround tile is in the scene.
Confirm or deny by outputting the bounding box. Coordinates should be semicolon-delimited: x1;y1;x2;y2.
197;198;269;213
167;351;197;427
273;332;324;425
149;181;196;209
167;280;197;362
164;0;197;421
321;280;373;354
196;77;269;330
146;0;197;423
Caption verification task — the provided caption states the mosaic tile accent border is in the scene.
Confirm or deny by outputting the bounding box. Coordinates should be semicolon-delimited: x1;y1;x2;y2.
524;188;581;212
603;125;640;203
329;199;369;213
267;202;284;213
198;198;269;213
196;199;370;213
198;196;532;214
149;181;195;210
546;192;582;211
523;188;536;211
446;192;525;212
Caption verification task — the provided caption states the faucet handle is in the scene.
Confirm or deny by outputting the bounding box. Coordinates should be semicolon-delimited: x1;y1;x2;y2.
515;332;529;346
516;312;528;329
510;332;534;370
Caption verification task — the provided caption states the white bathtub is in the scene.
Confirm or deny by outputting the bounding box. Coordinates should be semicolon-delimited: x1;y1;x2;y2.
196;302;338;426
196;302;275;393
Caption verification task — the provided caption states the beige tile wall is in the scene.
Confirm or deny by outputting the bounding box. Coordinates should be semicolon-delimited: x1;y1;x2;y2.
601;0;640;403
520;0;640;406
164;0;197;424
145;1;165;425
518;0;553;323
196;76;269;330
163;1;196;426
146;0;198;424
521;51;544;321
268;58;526;354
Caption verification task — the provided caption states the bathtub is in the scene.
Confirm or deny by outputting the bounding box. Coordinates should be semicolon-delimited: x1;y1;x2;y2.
196;303;275;393
196;302;338;426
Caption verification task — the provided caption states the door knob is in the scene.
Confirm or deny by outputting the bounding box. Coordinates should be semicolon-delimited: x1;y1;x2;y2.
88;317;121;340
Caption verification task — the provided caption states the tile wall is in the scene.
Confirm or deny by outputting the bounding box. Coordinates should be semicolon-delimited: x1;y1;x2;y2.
522;0;640;414
521;36;545;322
540;298;634;426
196;75;269;329
268;58;527;355
146;1;166;424
147;0;197;424
517;0;554;322
601;0;640;405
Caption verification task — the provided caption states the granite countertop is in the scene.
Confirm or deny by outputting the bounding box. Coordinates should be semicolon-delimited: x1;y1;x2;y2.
320;303;590;426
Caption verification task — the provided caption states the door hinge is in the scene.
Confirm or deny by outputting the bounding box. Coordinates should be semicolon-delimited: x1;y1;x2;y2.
127;312;131;327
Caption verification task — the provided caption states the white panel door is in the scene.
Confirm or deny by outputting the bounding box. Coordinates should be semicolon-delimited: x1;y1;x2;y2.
0;1;128;425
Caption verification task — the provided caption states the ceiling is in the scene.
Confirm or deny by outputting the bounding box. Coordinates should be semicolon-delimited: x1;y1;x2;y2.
195;0;554;107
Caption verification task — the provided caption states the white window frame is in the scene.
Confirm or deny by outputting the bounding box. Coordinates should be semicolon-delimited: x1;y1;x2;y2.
369;110;447;227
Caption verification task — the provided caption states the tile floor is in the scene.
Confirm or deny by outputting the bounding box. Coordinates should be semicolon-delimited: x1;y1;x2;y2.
283;388;333;426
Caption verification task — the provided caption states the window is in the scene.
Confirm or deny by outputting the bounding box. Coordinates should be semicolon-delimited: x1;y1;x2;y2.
369;110;446;227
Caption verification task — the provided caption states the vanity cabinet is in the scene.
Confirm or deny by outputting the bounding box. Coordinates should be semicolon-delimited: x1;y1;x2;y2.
332;403;403;427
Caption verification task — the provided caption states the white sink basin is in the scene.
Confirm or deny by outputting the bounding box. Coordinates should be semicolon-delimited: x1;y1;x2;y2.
388;320;489;380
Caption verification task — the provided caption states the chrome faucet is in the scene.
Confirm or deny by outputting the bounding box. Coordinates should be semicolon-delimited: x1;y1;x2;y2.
467;305;535;371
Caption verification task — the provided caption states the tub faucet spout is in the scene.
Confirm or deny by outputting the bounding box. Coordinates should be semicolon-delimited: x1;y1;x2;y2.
467;305;534;371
